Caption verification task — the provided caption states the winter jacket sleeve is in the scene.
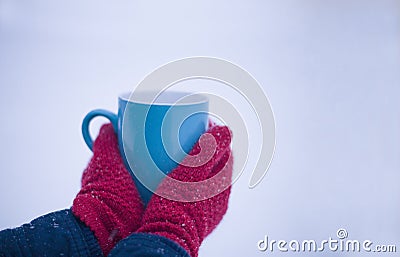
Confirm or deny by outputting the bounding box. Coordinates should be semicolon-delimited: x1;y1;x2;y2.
0;209;190;257
109;233;190;257
0;209;102;257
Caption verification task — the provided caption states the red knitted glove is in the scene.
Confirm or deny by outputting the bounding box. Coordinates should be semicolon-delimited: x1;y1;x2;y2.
72;124;144;256
137;125;233;257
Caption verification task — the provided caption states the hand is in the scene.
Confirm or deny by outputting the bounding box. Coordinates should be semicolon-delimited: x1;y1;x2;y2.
72;124;144;256
137;125;233;257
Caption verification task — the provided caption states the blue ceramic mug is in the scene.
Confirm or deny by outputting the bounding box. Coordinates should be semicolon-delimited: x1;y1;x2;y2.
82;91;209;204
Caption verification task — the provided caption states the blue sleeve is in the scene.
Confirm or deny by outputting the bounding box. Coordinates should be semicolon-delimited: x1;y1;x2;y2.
109;233;191;257
0;209;102;257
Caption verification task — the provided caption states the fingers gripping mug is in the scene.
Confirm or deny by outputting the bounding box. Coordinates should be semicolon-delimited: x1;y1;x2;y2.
82;91;209;204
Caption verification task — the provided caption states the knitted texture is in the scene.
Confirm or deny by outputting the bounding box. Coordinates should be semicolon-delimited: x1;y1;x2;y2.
72;124;144;256
137;125;233;257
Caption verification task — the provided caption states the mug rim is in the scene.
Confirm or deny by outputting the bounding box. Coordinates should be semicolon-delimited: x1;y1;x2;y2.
119;91;209;106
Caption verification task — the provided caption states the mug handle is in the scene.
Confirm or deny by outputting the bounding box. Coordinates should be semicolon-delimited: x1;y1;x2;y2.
82;109;118;151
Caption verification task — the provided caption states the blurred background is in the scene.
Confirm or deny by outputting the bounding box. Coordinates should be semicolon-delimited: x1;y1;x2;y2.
0;0;399;256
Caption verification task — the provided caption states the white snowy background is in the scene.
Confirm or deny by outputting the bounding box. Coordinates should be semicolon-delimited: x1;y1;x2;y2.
0;1;399;256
